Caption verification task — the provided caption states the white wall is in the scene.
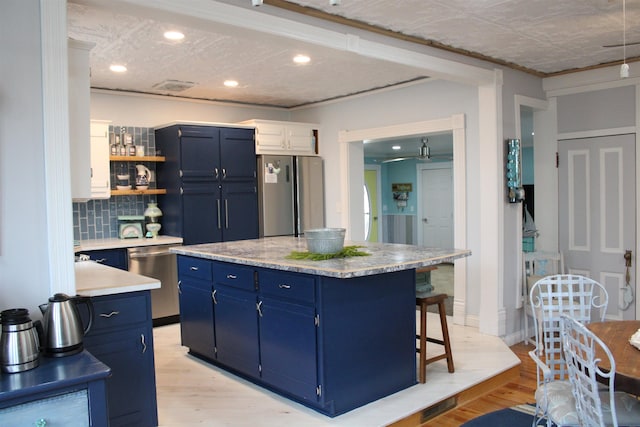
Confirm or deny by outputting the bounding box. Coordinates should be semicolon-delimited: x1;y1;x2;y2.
90;90;292;127
0;1;51;316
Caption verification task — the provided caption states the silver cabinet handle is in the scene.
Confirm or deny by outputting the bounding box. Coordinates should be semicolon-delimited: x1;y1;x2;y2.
227;274;237;279
212;289;217;304
217;199;222;229
278;284;291;289
141;334;147;354
177;280;182;294
222;168;227;179
257;300;263;317
224;199;229;229
95;258;107;264
190;266;199;271
99;311;119;318
214;167;219;179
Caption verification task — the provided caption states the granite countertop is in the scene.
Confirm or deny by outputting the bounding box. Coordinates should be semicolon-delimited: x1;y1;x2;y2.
75;235;183;252
171;236;471;279
75;261;160;296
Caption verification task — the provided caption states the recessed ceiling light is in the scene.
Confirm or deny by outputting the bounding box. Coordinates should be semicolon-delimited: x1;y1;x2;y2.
109;64;127;73
164;31;184;41
293;54;310;64
392;145;401;150
224;80;239;87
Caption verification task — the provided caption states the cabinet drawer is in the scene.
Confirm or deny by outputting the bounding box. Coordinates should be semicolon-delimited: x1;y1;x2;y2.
0;390;89;426
259;270;315;304
178;256;213;281
213;263;255;291
89;293;150;332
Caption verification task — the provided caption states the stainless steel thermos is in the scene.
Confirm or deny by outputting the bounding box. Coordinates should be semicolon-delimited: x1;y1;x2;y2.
0;308;42;373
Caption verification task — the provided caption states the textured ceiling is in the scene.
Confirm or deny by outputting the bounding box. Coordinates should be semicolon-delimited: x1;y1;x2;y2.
67;0;640;110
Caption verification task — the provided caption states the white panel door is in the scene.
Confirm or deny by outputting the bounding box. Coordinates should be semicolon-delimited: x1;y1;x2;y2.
420;165;453;248
558;134;636;320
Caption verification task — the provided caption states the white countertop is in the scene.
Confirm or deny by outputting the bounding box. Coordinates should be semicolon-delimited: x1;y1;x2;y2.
75;236;183;252
75;261;160;297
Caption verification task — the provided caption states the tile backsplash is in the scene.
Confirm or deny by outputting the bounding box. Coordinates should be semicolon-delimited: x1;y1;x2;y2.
73;125;161;240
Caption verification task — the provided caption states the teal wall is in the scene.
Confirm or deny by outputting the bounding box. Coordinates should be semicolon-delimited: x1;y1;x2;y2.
364;158;418;215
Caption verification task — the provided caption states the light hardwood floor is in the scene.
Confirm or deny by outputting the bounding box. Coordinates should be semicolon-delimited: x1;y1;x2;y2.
152;313;528;426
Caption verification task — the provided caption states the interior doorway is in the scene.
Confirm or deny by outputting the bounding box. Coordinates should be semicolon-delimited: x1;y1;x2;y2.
341;114;468;323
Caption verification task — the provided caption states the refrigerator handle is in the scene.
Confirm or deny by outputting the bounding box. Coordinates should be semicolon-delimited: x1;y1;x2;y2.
286;164;290;182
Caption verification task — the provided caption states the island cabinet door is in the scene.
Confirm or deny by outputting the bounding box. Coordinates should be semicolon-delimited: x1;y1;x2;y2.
258;297;318;403
178;277;215;360
213;284;260;378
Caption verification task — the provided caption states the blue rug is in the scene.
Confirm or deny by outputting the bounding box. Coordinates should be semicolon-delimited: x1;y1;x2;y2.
461;404;537;426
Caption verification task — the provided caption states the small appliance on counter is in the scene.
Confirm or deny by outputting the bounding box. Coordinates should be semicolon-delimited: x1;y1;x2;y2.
118;215;146;239
39;293;93;357
0;308;42;373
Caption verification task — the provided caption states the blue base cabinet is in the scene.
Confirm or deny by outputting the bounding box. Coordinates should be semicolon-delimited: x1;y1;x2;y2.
0;351;110;427
177;255;416;417
81;291;158;427
177;256;215;359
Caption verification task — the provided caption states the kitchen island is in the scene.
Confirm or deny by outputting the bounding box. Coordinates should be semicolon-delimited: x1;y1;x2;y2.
172;237;470;417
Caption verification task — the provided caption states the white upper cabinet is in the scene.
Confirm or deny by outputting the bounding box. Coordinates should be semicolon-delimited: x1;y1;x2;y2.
90;121;111;199
69;39;94;201
241;120;318;156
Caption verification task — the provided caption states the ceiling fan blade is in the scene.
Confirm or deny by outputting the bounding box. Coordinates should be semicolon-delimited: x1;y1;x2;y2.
603;40;640;48
381;157;415;163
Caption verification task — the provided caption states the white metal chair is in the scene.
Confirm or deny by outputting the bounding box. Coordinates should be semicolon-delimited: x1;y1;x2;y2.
528;274;609;427
561;314;640;427
522;251;564;345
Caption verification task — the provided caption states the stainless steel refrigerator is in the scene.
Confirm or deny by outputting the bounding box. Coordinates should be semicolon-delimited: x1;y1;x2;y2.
257;155;325;237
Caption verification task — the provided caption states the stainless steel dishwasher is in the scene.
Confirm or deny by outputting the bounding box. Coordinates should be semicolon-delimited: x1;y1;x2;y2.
128;244;181;326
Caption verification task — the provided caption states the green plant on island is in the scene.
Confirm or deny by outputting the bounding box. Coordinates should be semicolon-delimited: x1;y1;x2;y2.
286;245;370;261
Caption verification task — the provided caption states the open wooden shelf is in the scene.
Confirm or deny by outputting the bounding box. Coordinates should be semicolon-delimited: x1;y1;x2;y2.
110;155;165;162
110;188;167;196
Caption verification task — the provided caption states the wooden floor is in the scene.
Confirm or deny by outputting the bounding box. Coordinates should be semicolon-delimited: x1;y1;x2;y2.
419;342;537;426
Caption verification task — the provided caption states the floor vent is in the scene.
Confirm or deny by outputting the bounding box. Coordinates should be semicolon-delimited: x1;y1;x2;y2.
420;396;457;423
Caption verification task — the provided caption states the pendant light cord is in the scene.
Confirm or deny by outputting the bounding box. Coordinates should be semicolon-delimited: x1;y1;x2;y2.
623;0;627;64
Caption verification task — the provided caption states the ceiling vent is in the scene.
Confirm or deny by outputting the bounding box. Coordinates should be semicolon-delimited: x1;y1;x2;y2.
153;79;196;92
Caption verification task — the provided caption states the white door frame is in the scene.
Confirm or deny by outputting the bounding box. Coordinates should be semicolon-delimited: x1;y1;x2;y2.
364;164;382;241
514;95;550;310
339;114;468;324
417;161;453;247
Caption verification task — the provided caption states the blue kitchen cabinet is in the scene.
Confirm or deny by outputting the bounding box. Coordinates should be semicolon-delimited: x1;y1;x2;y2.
220;182;259;242
177;256;215;359
81;291;158;427
212;262;259;377
156;124;258;245
258;269;319;404
178;258;321;408
80;248;127;270
177;254;416;417
0;351;110;427
180;182;222;245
